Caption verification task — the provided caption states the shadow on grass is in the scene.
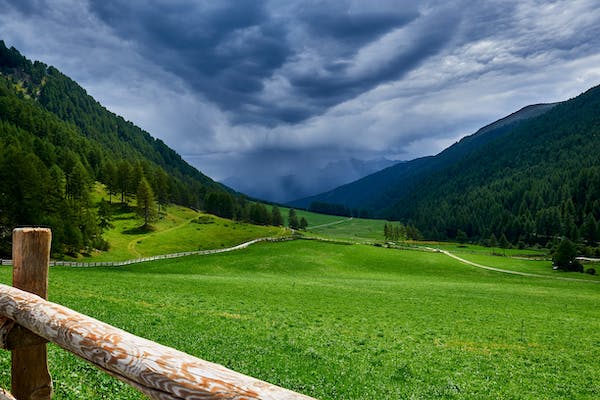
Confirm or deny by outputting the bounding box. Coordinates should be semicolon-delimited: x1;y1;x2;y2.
122;224;156;235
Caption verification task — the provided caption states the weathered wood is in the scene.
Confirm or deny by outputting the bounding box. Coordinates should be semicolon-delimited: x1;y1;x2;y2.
0;388;16;400
11;228;52;400
0;317;48;350
0;284;316;400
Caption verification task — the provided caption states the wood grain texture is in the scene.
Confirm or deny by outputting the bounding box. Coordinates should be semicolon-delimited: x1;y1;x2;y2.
11;228;52;400
0;284;316;400
0;317;47;350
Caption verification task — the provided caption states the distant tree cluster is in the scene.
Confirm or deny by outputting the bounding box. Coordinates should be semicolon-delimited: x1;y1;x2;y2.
309;201;370;218
203;193;289;228
288;209;307;230
383;222;422;241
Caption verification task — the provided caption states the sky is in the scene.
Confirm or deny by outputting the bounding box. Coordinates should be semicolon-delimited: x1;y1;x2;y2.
2;0;600;201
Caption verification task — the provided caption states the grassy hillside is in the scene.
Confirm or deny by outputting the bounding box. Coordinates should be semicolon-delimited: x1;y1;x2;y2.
77;185;287;261
90;204;286;261
1;240;597;399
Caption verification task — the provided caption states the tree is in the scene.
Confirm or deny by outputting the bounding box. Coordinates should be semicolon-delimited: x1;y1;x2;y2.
582;213;598;245
299;217;308;230
271;206;284;226
97;199;113;231
204;191;234;219
456;229;468;244
489;233;498;248
136;177;157;227
288;208;300;230
116;160;132;204
499;233;510;249
553;238;580;271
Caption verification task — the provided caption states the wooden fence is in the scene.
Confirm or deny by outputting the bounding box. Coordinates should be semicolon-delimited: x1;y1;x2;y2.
0;236;293;268
0;228;314;400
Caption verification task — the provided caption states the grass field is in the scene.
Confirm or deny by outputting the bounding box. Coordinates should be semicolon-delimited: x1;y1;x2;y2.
84;202;286;261
279;208;386;243
1;240;598;399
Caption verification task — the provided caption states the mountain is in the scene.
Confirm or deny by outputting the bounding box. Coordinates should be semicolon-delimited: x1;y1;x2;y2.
388;84;600;245
289;102;557;211
222;157;396;203
0;40;232;255
293;83;600;247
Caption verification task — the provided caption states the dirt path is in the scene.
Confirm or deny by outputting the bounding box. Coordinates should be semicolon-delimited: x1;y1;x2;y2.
431;247;599;284
310;217;353;229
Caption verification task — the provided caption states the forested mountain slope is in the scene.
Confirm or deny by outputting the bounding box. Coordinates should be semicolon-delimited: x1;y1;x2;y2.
292;83;600;248
290;102;556;211
0;41;231;256
388;84;600;246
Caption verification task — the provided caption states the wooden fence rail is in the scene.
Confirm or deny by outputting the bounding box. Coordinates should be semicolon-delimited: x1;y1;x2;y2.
0;228;314;400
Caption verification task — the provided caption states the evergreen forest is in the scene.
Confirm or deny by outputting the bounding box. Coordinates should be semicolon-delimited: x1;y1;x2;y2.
0;41;275;257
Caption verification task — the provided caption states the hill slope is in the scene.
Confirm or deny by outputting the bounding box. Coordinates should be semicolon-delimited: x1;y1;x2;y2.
0;40;231;255
388;84;600;245
295;83;600;246
290;102;557;211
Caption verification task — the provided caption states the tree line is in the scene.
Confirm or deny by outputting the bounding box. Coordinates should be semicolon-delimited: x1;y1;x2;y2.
309;201;371;218
383;222;423;242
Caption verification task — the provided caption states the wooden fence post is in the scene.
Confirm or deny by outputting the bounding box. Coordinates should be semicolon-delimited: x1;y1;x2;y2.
11;228;52;400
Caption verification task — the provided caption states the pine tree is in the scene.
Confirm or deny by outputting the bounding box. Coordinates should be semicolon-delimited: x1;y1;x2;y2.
271;206;284;226
499;233;510;249
288;209;300;230
299;217;308;230
137;177;157;227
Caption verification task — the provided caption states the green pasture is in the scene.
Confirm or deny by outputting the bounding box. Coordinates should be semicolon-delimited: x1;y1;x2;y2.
86;203;286;261
450;251;600;281
280;208;385;242
1;240;598;399
428;242;546;258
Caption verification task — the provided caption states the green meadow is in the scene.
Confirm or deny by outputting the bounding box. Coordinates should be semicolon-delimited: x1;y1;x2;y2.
84;202;286;261
1;240;599;399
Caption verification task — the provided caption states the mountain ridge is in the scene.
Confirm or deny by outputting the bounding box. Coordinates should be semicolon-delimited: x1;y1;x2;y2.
292;83;600;247
289;102;557;211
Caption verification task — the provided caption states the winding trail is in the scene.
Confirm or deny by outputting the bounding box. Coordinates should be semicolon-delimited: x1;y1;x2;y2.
427;247;599;284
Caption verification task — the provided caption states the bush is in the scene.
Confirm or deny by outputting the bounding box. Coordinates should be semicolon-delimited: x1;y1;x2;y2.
568;260;584;273
585;267;596;275
91;237;110;251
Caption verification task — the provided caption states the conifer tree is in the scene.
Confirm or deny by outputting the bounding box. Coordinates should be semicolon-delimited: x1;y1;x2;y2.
300;217;308;230
288;208;300;230
271;206;284;226
137;177;157;227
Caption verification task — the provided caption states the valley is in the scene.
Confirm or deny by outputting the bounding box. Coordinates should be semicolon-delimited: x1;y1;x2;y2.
1;26;600;400
0;237;598;399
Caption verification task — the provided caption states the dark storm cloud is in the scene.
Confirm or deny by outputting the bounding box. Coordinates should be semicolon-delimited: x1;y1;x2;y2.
86;0;436;125
0;0;43;15
2;0;600;201
289;9;458;101
88;0;293;123
299;7;418;43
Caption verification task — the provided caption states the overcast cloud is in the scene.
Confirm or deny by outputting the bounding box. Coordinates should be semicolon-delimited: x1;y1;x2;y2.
1;0;600;201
